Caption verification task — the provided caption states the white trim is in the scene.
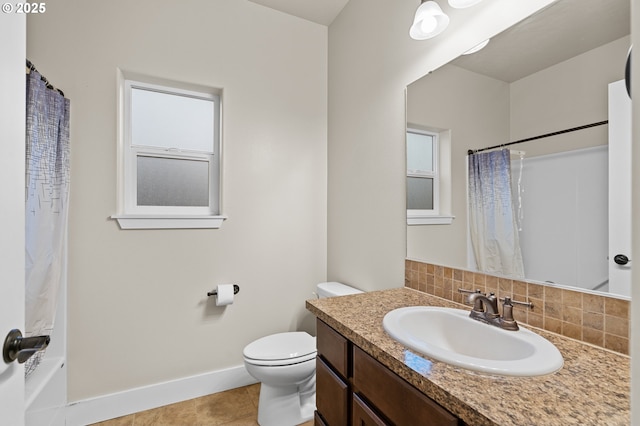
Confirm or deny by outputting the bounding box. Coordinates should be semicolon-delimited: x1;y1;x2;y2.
406;128;440;214
407;214;455;225
112;214;228;229
123;81;220;215
65;364;255;426
115;70;224;227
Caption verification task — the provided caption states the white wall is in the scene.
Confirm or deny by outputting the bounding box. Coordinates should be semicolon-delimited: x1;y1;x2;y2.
510;35;629;153
327;0;556;290
27;0;327;402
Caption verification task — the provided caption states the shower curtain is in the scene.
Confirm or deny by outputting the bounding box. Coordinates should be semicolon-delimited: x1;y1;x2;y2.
25;69;70;375
468;149;524;278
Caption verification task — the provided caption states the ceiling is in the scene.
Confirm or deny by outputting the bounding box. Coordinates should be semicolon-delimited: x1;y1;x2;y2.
247;0;630;81
248;0;350;26
452;0;630;82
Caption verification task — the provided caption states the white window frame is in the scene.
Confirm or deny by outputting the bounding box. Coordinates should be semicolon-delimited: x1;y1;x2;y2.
407;127;454;225
112;71;226;229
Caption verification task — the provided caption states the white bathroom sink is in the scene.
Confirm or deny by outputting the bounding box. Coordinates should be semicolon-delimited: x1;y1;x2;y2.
383;306;563;376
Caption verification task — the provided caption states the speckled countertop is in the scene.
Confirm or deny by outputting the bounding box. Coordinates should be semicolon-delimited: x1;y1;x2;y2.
306;287;630;426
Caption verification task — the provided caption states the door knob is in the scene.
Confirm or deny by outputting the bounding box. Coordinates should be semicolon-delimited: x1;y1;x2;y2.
614;254;631;266
3;329;50;364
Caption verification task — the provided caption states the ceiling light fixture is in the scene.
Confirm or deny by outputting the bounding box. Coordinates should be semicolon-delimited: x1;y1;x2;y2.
462;39;490;55
409;1;450;40
448;0;483;8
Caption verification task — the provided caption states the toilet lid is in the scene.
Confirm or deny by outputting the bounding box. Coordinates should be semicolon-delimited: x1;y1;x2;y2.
243;332;316;361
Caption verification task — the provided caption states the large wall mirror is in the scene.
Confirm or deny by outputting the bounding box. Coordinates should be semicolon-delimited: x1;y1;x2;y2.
406;0;631;298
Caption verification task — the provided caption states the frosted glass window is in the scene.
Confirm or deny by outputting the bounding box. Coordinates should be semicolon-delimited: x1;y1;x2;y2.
406;128;439;216
407;132;434;172
137;156;209;206
117;74;222;229
131;88;215;153
407;177;434;210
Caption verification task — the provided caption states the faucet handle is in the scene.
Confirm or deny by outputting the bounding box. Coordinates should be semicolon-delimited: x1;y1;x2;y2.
499;296;534;309
500;297;520;331
502;297;515;321
458;288;482;295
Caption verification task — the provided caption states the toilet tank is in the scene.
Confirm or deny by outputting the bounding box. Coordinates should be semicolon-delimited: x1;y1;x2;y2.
316;282;363;298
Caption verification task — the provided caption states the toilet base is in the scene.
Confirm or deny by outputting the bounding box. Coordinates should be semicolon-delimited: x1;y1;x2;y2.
257;373;316;426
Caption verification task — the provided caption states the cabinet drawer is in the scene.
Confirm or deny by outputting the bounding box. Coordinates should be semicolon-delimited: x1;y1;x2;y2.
316;356;349;426
353;394;390;426
317;319;348;378
353;346;459;426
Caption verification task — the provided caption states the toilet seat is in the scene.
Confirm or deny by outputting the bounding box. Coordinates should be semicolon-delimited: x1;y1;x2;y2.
243;332;317;366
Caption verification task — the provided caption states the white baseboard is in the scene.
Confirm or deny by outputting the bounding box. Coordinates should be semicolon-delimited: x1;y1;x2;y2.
65;365;256;426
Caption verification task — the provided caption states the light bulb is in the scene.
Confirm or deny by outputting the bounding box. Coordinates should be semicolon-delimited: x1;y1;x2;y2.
409;1;449;40
419;16;438;34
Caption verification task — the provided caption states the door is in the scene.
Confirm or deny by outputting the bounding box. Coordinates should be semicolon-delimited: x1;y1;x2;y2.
608;80;632;297
0;12;27;425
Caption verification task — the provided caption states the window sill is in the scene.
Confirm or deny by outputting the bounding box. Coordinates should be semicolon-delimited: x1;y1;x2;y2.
407;214;455;226
112;214;227;229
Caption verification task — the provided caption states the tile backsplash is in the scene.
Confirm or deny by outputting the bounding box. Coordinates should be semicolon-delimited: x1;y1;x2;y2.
405;259;630;355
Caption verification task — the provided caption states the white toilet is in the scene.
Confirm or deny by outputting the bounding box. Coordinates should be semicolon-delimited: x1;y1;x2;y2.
243;282;363;426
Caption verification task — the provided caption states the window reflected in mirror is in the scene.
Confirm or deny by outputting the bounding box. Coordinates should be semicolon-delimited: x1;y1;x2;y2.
407;129;437;211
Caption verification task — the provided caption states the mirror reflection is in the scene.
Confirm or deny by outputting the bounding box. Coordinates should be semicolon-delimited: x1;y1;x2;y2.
406;0;631;297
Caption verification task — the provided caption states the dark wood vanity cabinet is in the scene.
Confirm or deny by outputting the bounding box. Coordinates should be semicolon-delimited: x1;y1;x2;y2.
316;320;350;425
315;319;462;426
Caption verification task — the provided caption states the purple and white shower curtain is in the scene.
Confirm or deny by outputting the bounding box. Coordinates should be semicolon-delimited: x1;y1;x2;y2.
468;149;524;278
24;69;70;373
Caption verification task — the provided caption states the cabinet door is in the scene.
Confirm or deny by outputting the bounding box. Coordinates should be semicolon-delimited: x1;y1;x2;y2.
353;346;459;426
353;394;390;426
316;356;349;426
317;319;349;378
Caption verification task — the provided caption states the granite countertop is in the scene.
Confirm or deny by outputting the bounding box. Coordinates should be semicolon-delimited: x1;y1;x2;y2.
306;287;630;426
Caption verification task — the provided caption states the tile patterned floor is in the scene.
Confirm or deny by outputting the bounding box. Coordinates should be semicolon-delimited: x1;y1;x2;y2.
91;384;314;426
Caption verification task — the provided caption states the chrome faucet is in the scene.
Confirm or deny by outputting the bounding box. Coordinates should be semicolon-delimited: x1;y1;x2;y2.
459;289;524;331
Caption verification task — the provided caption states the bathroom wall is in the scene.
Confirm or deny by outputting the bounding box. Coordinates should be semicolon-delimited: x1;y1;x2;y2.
27;0;327;402
510;35;630;143
327;0;556;290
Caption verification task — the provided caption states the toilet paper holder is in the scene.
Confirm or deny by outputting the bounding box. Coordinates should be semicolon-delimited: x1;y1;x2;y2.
207;285;240;297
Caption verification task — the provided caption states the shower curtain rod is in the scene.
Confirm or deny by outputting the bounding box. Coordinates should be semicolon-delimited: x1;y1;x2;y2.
467;120;608;155
26;59;65;97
